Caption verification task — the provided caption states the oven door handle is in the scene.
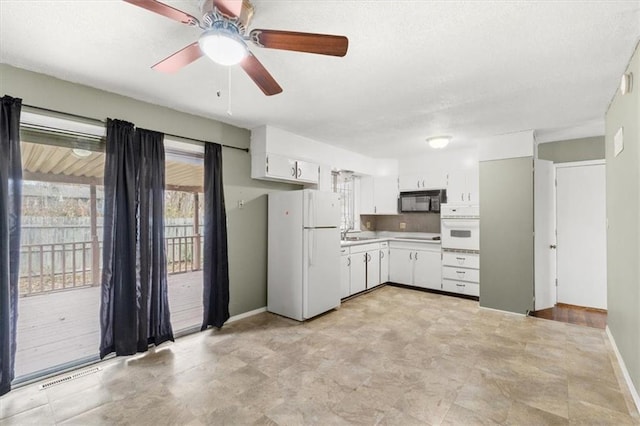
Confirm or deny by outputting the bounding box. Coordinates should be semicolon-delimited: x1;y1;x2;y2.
441;220;479;229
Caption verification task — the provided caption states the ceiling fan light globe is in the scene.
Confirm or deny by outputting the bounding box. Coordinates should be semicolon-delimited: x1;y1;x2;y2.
199;30;247;66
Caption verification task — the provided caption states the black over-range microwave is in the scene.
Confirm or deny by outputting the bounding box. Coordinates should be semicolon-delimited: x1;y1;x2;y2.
399;190;447;213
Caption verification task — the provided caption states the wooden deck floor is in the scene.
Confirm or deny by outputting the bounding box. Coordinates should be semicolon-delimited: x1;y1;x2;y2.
15;271;203;378
531;303;607;329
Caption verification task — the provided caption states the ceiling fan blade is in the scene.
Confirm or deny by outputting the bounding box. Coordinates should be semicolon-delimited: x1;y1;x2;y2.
212;0;242;18
123;0;199;25
249;29;348;57
152;42;203;73
212;0;254;27
240;53;283;96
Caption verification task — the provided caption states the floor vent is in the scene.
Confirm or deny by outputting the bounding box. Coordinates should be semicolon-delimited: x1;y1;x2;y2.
39;367;102;390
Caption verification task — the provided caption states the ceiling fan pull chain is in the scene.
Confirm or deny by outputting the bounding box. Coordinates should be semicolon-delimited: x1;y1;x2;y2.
227;66;233;116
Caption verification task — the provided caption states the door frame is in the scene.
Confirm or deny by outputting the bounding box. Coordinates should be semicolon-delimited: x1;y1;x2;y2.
553;159;609;306
553;159;606;307
534;157;555;311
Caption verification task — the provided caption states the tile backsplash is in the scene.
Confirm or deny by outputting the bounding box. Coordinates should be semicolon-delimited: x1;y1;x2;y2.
360;213;441;233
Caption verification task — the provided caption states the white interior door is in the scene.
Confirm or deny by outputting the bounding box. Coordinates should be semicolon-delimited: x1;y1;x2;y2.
556;163;607;309
534;158;556;310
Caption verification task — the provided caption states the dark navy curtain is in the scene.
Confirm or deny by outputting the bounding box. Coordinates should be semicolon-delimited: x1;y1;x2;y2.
201;143;230;329
100;120;173;359
0;96;22;396
135;128;173;349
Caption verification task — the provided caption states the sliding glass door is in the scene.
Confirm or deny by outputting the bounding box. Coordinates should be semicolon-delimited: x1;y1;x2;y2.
165;145;204;334
16;136;105;380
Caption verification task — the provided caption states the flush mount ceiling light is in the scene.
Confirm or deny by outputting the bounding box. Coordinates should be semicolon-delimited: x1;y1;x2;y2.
198;22;248;66
427;136;451;149
620;72;633;95
71;148;92;158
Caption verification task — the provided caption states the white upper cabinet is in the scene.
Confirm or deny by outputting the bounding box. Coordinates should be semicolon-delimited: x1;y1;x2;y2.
446;170;479;205
251;152;320;185
295;159;320;184
360;175;398;214
263;153;297;180
398;172;447;191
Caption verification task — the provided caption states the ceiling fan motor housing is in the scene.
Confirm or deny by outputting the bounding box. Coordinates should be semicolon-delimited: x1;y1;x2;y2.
198;16;248;65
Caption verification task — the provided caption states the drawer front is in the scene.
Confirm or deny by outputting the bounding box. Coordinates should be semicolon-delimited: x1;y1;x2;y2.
379;241;389;248
442;279;479;297
442;266;479;283
389;241;441;252
442;252;479;269
349;243;380;254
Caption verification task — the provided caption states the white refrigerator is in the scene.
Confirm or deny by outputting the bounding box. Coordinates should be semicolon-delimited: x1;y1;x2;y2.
268;189;341;321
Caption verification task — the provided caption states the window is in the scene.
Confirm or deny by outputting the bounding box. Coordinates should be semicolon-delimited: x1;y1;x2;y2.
332;171;355;232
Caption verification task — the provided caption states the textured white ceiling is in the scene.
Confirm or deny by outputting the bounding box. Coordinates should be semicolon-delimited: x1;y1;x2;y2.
1;1;639;158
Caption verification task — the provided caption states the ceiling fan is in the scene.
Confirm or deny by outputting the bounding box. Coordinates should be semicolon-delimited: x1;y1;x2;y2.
123;0;349;96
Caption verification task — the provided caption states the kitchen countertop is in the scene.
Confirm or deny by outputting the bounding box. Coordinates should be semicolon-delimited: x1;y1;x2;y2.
340;233;441;247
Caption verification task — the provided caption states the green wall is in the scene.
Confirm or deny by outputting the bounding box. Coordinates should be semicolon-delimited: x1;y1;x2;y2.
538;136;605;163
605;43;640;392
479;157;534;314
0;64;299;317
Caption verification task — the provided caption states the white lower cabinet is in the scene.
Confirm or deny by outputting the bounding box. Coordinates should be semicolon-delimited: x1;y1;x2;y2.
350;250;367;295
365;249;380;289
442;251;480;297
389;249;413;284
413;249;442;290
442;280;479;297
389;242;441;289
379;242;389;284
340;247;351;299
342;242;389;297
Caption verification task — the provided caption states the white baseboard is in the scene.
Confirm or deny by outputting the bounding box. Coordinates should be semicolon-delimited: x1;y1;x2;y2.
606;326;640;413
227;306;267;323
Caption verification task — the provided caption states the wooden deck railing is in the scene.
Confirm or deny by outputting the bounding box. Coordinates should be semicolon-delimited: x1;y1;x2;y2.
19;235;203;297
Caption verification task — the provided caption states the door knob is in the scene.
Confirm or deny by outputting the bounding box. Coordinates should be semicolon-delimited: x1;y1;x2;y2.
549;245;557;249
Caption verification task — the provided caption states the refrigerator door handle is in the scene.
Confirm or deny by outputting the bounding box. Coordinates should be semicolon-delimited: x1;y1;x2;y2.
308;191;314;228
308;229;314;267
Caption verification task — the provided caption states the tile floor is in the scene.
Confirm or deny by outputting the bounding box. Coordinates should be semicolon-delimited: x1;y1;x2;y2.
1;285;638;425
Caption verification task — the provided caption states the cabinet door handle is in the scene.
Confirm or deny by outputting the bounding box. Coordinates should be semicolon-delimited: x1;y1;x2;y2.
414;252;418;260
456;283;466;287
291;167;296;177
380;250;384;259
417;180;420;188
298;168;302;177
468;192;471;201
409;252;413;260
461;193;464;201
456;257;466;264
347;257;351;266
422;180;425;187
456;270;466;278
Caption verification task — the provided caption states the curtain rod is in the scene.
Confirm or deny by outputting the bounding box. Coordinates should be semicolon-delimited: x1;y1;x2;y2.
22;103;250;153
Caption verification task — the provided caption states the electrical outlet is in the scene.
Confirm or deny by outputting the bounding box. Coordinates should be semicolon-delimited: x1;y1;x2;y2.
399;222;406;230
